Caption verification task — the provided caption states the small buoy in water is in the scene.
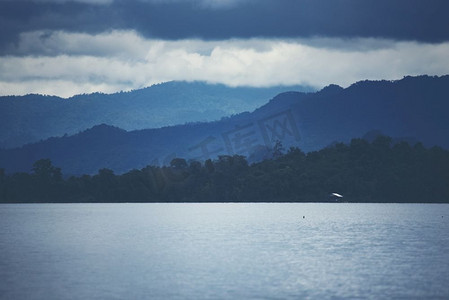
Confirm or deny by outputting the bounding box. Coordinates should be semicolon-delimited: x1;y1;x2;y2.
303;216;305;219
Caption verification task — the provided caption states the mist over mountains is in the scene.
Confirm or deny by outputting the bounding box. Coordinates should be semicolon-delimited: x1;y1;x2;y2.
0;81;313;149
0;75;448;175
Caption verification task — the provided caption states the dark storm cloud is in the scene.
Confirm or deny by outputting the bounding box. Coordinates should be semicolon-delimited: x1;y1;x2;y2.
0;1;122;52
1;0;449;54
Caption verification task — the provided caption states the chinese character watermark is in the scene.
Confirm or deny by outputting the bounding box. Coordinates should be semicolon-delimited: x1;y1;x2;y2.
188;109;300;160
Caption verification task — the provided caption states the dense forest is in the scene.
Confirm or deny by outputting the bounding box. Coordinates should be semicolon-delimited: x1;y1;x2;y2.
1;136;448;203
2;75;449;175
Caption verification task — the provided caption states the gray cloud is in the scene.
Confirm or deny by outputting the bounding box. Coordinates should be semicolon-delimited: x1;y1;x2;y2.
0;0;247;8
1;0;448;97
1;31;449;97
139;0;251;9
0;0;112;3
1;0;449;56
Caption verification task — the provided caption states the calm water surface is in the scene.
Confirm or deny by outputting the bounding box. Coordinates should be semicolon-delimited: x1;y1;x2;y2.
1;203;448;299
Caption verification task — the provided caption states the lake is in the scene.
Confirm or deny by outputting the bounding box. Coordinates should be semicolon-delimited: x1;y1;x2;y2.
1;203;448;299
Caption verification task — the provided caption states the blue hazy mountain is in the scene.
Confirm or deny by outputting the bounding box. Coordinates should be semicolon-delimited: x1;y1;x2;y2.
0;81;314;149
1;75;448;175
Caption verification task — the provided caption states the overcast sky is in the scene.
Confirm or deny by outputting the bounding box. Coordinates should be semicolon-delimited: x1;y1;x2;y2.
1;0;449;97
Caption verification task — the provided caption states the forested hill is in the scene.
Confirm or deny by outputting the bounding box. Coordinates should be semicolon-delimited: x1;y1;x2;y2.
0;81;312;149
0;75;448;175
1;136;448;203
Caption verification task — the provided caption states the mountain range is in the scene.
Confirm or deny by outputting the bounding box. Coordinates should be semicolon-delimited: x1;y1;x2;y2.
0;81;313;149
0;75;448;175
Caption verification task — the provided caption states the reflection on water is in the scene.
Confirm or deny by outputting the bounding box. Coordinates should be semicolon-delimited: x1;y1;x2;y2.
1;203;448;299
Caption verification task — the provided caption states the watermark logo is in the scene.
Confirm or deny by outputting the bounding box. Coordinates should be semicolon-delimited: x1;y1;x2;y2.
189;109;300;159
258;110;300;146
145;109;301;190
188;136;224;161
222;123;259;155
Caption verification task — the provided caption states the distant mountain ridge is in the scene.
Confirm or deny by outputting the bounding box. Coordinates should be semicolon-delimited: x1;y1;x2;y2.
1;75;448;175
0;81;313;149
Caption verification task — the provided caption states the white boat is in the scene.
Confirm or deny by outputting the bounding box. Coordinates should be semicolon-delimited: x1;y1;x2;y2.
329;193;343;202
331;193;343;198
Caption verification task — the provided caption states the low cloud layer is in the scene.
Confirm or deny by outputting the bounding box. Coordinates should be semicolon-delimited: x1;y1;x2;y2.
1;30;449;97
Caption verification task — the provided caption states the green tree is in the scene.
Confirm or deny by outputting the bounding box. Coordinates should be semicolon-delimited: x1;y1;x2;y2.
272;140;285;159
170;158;188;169
0;168;5;202
32;159;62;181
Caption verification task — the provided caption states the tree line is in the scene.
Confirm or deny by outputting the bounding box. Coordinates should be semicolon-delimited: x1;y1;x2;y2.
1;136;448;203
